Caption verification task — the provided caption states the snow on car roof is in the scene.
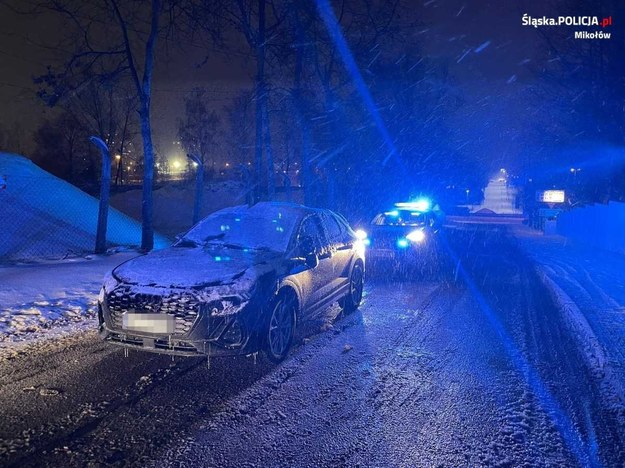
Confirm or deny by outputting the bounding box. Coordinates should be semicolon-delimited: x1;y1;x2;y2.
212;201;321;218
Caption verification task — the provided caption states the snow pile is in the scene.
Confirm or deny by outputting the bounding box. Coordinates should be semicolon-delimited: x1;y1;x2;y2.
0;153;169;262
0;253;138;342
557;201;625;254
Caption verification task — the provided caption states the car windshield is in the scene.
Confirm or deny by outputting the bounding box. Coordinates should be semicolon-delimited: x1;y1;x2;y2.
181;209;299;252
374;210;427;227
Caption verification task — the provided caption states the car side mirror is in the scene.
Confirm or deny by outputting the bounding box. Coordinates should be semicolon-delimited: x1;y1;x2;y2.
305;252;319;269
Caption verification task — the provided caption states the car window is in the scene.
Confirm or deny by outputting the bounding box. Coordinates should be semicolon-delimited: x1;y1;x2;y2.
183;208;298;252
373;210;427;226
323;213;343;242
297;215;325;253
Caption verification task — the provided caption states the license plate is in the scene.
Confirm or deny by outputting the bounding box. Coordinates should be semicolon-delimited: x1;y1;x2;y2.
368;249;395;259
122;313;175;334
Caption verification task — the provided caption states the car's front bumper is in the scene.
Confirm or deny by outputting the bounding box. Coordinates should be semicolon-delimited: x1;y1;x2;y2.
98;297;257;357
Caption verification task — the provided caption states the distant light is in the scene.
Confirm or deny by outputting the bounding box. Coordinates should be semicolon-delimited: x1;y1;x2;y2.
570;167;575;173
172;160;181;169
384;210;399;217
115;154;121;160
500;168;506;173
192;162;198;168
355;229;368;240
465;189;470;194
225;162;230;168
397;238;409;249
406;229;426;243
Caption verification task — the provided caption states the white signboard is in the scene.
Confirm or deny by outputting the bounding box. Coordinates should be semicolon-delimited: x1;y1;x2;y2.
537;190;565;203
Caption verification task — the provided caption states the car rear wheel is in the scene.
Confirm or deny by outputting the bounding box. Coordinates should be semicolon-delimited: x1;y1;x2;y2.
340;262;364;313
264;291;296;363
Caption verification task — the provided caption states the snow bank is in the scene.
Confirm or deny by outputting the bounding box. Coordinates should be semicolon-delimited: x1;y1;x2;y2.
557;201;625;254
0;253;138;343
535;265;606;376
0;153;169;262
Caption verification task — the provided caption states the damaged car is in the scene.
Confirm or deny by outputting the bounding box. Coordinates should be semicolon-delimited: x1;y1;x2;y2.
98;202;365;362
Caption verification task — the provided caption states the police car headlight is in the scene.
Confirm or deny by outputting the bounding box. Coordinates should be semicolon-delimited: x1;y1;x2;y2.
406;229;426;243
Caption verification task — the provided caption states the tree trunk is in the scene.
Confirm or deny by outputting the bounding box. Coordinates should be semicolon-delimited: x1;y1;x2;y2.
139;103;154;251
263;105;275;199
90;136;111;254
253;0;267;203
187;154;204;225
291;4;313;205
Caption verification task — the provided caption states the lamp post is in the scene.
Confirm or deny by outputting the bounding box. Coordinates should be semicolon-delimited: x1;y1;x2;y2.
114;153;122;186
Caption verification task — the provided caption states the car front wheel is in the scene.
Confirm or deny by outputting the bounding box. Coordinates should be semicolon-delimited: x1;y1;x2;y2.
340;262;364;313
265;291;296;363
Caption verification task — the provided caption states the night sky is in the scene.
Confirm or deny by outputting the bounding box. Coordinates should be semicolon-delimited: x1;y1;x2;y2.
0;0;553;168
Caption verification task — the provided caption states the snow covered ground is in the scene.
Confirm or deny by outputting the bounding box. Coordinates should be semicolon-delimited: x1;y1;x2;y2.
0;226;623;465
0;252;139;346
512;226;625;423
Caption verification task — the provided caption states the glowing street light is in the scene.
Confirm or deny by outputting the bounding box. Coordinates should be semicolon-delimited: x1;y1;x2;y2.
115;154;121;160
172;160;181;170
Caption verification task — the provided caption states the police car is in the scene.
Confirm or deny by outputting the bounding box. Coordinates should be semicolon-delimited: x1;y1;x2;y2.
357;199;444;275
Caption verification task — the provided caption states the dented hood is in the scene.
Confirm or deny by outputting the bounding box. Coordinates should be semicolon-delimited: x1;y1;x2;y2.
113;246;280;289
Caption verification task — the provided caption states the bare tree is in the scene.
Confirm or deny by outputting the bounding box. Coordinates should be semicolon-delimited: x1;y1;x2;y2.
178;87;221;178
22;0;179;250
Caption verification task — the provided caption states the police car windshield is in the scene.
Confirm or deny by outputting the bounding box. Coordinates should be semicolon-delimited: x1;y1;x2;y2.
374;210;427;226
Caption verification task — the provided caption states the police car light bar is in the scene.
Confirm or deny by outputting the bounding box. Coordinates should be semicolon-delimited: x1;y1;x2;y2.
394;199;431;212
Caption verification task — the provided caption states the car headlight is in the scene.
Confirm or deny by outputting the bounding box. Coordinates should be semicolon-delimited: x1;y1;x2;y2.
207;299;244;316
406;229;426;243
100;272;119;303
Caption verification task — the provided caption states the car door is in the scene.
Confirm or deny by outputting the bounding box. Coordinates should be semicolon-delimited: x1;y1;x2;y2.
320;212;352;296
293;214;335;315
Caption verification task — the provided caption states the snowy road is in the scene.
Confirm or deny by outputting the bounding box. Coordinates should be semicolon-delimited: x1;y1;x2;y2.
0;228;624;467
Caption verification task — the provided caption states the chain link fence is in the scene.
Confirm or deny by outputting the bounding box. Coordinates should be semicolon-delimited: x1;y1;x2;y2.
0;154;169;263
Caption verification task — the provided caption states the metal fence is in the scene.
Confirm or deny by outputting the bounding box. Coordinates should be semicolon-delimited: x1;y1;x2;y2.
0;159;162;262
